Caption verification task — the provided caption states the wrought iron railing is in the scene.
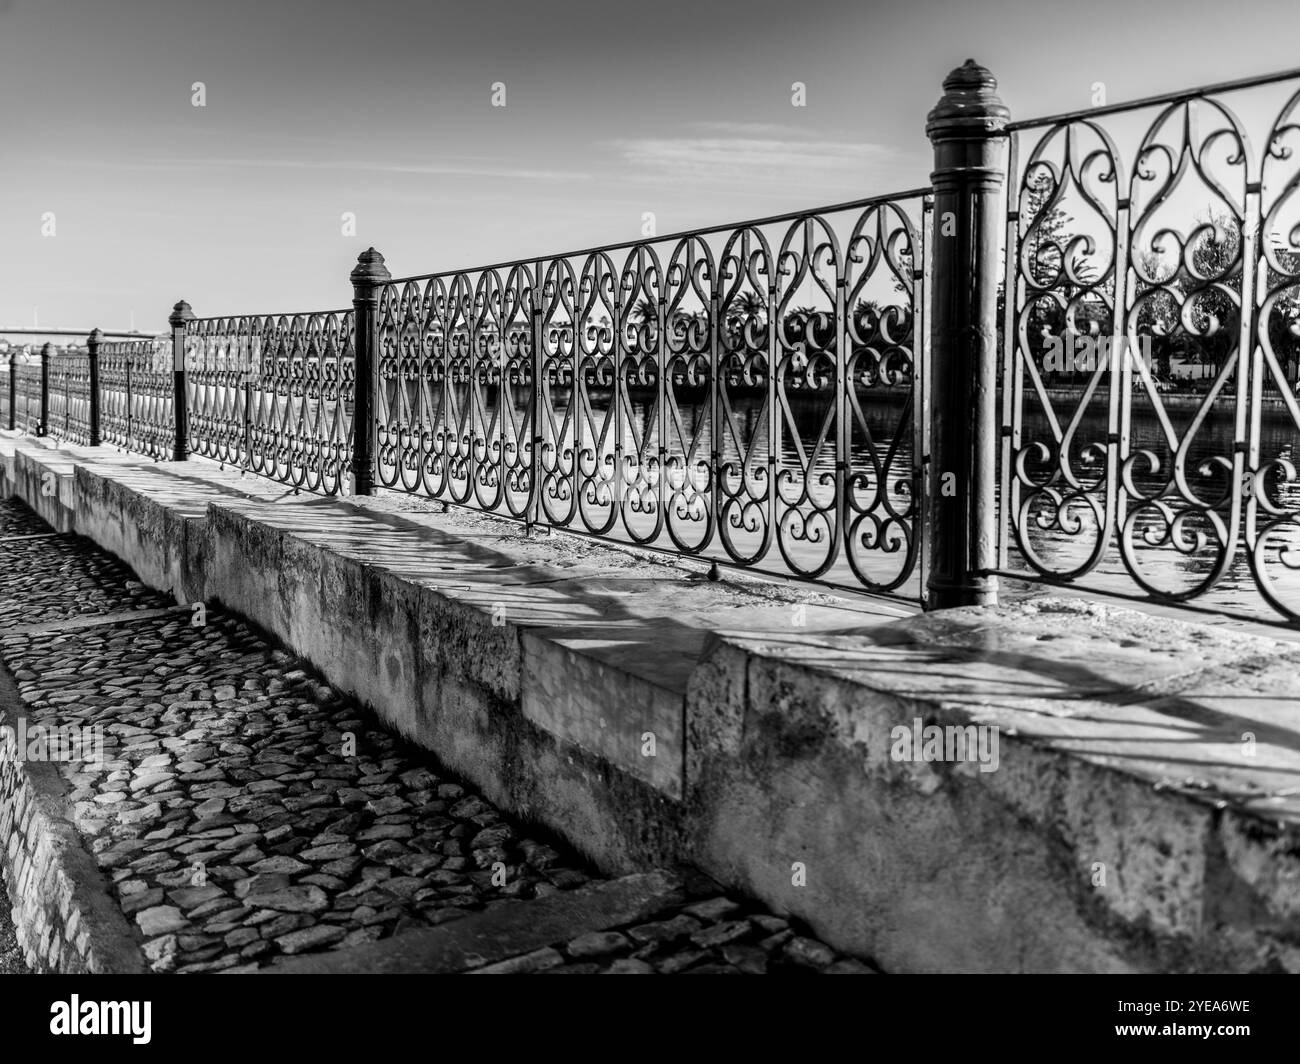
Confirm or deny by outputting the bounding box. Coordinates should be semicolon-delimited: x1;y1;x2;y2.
1000;68;1300;624
99;336;173;459
14;355;41;435
184;310;356;495
47;350;93;446
373;191;930;598
11;62;1300;626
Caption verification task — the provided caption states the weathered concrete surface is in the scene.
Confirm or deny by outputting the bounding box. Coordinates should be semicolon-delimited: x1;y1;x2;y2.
687;602;1300;973
5;430;1300;973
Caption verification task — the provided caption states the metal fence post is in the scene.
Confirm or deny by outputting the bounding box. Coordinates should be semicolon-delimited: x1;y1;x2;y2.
170;301;194;461
350;247;390;496
7;350;15;431
87;328;103;445
529;260;544;531
925;59;1009;610
38;342;52;437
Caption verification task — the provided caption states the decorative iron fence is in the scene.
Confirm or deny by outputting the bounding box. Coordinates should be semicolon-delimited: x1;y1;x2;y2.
99;335;173;459
14;354;41;435
46;349;93;446
184;310;356;495
999;68;1300;624
11;61;1300;625
0;355;10;429
373;192;930;597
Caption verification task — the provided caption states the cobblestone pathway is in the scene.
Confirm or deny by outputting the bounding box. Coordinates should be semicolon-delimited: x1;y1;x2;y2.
0;498;876;974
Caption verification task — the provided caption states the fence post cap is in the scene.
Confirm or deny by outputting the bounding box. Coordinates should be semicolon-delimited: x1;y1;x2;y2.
351;247;392;286
169;301;195;327
88;327;105;343
926;59;1009;139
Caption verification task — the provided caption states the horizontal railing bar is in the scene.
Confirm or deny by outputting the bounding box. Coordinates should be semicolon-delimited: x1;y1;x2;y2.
1007;65;1300;132
385;186;934;285
187;309;352;325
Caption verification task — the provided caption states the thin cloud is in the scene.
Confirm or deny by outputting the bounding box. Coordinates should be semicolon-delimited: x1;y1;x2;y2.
92;157;593;183
687;121;819;137
606;132;916;191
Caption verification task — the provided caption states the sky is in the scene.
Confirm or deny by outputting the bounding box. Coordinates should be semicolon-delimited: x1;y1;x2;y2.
2;0;1300;334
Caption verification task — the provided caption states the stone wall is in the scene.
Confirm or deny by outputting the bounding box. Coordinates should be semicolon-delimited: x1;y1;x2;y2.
0;701;145;974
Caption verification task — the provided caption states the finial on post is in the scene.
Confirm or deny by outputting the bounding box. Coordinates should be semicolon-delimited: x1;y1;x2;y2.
351;247;392;290
169;300;195;328
926;59;1010;140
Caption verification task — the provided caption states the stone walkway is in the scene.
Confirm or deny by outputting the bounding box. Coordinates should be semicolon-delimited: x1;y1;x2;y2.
0;497;877;974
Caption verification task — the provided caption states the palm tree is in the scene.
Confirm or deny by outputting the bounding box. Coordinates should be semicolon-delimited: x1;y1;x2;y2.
632;298;657;326
733;292;765;325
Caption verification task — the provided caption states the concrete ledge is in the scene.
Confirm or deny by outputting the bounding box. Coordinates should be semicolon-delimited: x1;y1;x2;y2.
7;444;76;533
5;433;1300;972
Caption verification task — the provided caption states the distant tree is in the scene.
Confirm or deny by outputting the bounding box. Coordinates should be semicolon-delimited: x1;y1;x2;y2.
631;298;656;326
1261;242;1300;392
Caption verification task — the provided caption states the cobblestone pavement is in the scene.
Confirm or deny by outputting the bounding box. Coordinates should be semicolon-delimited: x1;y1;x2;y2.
0;502;49;538
0;497;877;974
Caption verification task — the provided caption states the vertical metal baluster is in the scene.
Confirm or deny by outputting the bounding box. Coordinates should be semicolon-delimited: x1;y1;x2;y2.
1240;179;1264;569
834;219;849;581
125;348;133;454
529;261;544;531
708;246;721;579
655;249;668;548
613;257;626;537
765;233;779;570
916;195;934;601
998;137;1020;577
1110;186;1134;575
